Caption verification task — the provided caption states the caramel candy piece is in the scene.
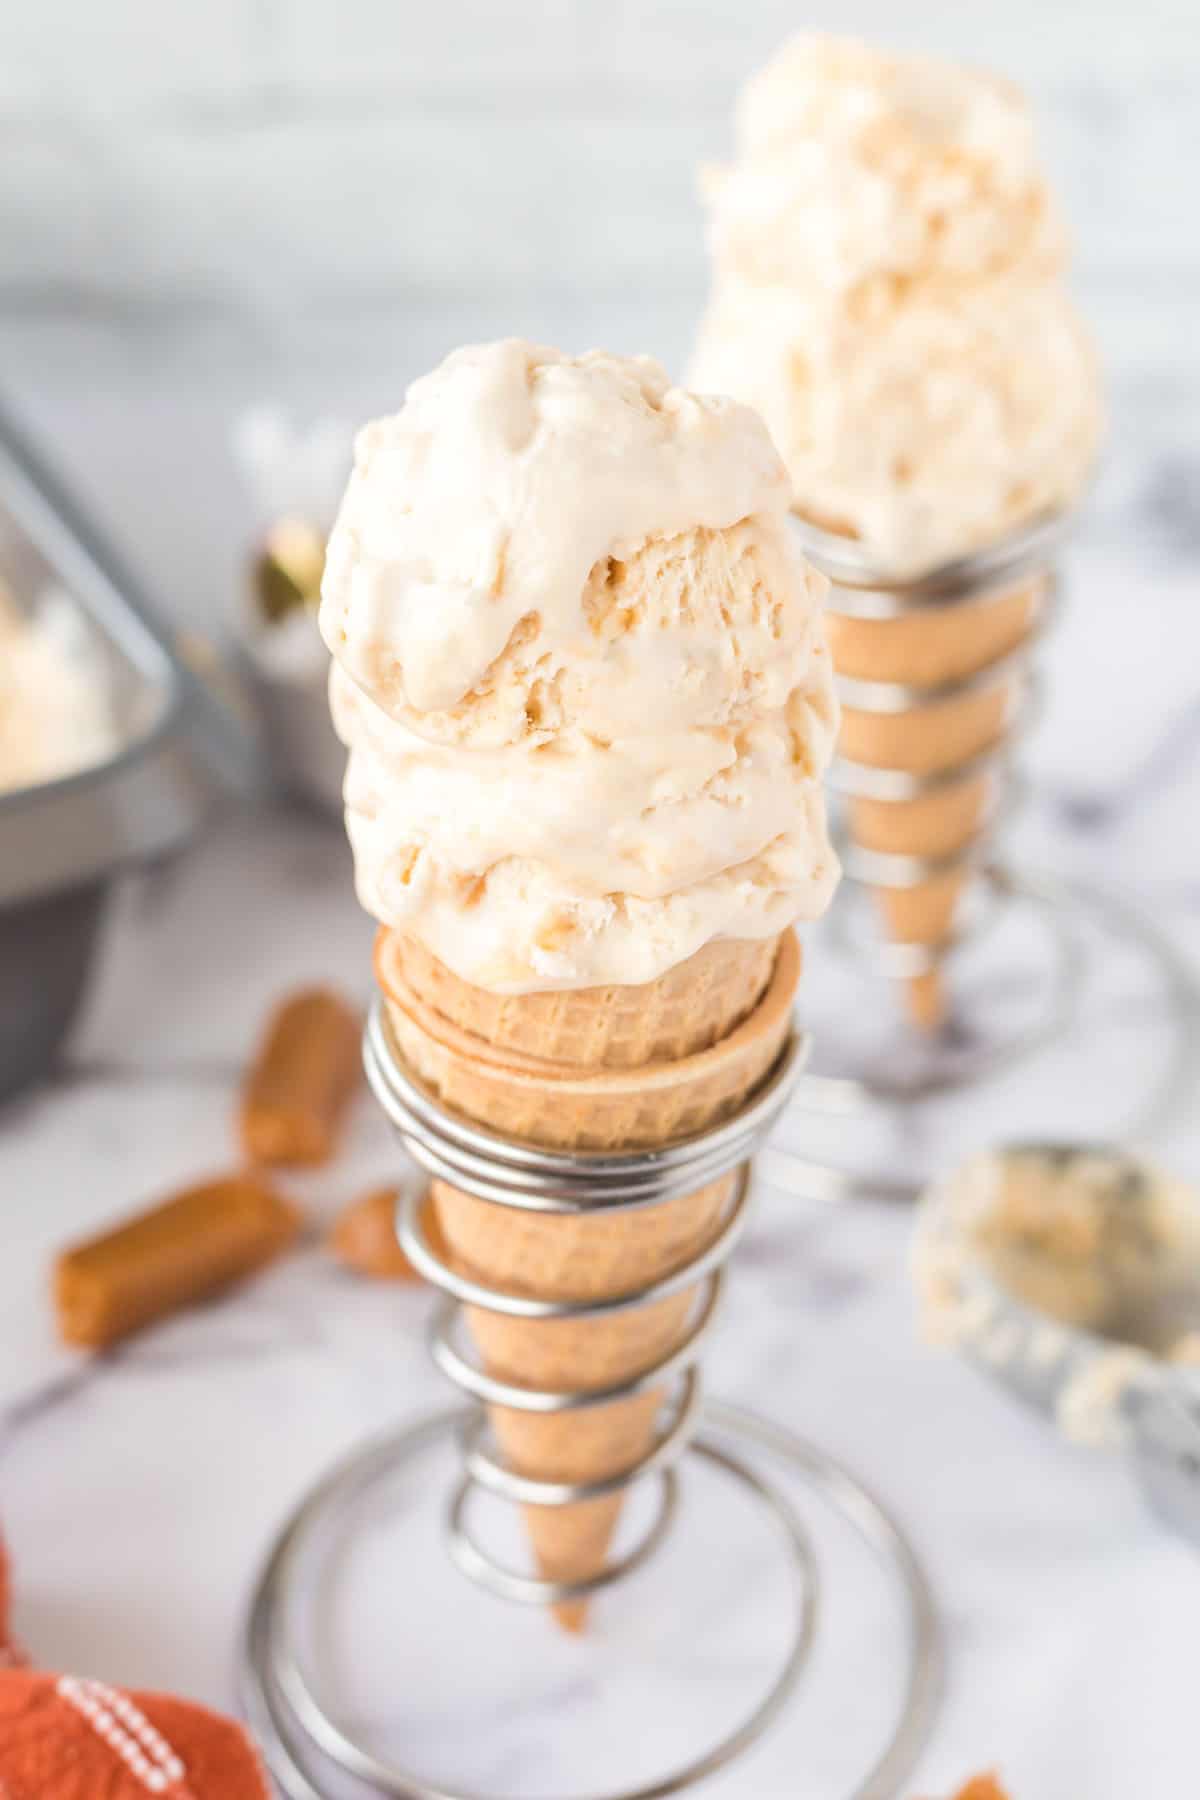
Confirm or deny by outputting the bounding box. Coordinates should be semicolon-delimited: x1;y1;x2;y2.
55;1174;301;1350
328;1183;443;1283
241;987;361;1166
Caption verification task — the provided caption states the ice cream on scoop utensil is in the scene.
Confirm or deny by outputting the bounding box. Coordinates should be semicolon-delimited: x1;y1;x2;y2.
917;1143;1200;1546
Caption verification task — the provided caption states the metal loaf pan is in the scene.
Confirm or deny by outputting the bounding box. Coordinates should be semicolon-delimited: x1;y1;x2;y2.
0;400;261;1099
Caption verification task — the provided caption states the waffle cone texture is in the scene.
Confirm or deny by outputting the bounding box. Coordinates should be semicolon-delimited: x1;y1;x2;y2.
376;929;799;1630
377;931;797;1153
827;580;1041;1029
378;933;779;1070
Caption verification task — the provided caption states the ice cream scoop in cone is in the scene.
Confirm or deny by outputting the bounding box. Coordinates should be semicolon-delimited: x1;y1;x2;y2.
323;344;834;1635
376;929;800;1630
826;580;1043;1029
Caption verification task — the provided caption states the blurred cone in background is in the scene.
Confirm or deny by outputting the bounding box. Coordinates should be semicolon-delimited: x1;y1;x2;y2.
376;929;798;1630
827;578;1042;1029
688;34;1100;1035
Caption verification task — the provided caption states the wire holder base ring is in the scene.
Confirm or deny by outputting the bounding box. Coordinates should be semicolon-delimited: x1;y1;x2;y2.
819;861;1086;1101
240;1402;943;1800
802;863;1200;1128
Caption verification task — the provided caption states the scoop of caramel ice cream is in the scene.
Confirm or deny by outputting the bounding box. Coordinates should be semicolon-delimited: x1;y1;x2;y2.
691;35;1102;574
321;341;839;990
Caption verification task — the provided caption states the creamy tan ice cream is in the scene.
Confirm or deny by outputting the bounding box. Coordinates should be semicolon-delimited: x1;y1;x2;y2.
691;35;1102;574
0;590;118;797
321;341;839;991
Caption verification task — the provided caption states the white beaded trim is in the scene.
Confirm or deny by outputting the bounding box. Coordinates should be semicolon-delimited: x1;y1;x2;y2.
57;1677;190;1794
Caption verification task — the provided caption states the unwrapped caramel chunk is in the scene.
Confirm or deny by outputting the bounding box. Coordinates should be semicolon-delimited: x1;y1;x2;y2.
55;1174;301;1350
328;1183;442;1282
241;987;361;1166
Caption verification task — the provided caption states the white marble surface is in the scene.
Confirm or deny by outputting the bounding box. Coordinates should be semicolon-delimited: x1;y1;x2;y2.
1;374;1199;1795
3;791;1199;1800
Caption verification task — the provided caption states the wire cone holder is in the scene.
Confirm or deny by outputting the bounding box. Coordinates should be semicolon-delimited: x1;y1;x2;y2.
240;974;944;1800
790;507;1094;1095
370;1001;806;1622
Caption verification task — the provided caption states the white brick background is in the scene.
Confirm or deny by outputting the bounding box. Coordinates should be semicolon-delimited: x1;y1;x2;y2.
0;0;1194;646
0;0;1196;321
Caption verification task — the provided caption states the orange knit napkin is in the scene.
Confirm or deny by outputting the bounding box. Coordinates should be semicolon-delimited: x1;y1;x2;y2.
0;1672;272;1798
0;1532;270;1798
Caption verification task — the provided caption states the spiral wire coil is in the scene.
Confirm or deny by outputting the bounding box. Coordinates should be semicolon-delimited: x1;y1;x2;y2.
239;1008;943;1800
363;1000;811;1607
794;509;1073;982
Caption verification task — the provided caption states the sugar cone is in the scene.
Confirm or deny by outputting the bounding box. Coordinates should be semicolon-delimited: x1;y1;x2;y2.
436;1173;734;1632
827;582;1041;1029
376;931;799;1629
378;932;779;1070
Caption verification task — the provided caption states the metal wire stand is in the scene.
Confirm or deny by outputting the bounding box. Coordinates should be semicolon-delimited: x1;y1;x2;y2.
240;1007;944;1799
795;511;1075;1093
792;511;1194;1109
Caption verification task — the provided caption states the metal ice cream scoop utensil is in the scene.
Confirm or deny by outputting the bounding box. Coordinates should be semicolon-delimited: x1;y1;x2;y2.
916;1141;1200;1548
